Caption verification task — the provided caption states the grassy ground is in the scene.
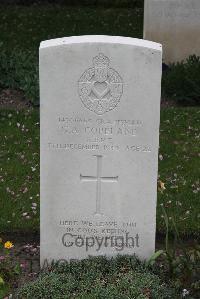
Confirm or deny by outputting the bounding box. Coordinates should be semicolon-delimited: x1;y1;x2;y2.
158;108;200;236
0;108;39;232
0;5;143;52
0;107;199;235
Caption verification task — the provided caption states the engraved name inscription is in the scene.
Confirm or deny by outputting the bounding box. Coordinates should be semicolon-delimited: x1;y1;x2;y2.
47;115;151;153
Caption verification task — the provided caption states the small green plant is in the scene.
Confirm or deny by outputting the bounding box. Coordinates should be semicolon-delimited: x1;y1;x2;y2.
162;55;200;105
0;238;21;294
147;206;200;298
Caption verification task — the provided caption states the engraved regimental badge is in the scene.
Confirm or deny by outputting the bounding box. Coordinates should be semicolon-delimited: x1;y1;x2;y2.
78;53;123;115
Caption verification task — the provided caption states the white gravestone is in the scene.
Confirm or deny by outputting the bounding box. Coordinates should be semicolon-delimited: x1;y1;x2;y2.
40;35;162;265
144;0;200;63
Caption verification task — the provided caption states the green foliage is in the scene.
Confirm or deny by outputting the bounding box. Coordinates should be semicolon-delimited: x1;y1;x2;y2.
147;207;200;298
17;255;177;298
0;283;10;299
0;256;21;284
0;44;39;105
0;239;21;295
162;56;200;105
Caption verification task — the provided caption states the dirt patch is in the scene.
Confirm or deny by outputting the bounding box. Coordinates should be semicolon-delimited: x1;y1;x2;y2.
0;89;32;110
161;97;177;108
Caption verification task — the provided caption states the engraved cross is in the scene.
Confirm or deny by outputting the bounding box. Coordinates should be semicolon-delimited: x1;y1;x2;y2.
80;155;118;215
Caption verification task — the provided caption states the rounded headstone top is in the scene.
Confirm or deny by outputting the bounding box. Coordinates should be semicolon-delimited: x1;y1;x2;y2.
40;35;162;52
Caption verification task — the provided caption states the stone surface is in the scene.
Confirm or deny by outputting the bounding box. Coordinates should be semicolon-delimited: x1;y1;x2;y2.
144;0;200;63
40;35;162;265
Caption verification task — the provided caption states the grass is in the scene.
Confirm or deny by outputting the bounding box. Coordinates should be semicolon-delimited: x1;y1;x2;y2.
0;107;199;235
0;109;39;232
0;4;143;52
158;108;200;236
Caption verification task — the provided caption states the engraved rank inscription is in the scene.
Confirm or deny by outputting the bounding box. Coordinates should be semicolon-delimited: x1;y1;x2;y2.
78;53;123;115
